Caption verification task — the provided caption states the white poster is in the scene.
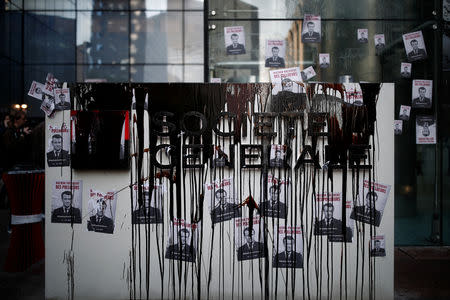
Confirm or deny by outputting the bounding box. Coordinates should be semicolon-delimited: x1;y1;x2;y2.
165;219;200;262
235;216;266;261
269;67;303;95
131;183;164;224
357;28;368;43
370;235;386;257
319;53;330;68
394;120;403;135
51;180;82;224
28;81;47;101
301;15;321;43
399;105;411;121
54;88;71;111
400;62;412;78
269;144;287;168
210;78;222;83
301;66;316;81
47;124;70;167
87;189;116;234
411;79;432;108
272;226;303;268
403;31;427;62
224;26;246;55
350;180;391;227
374;34;385;54
265;39;286;68
260;175;289;218
204;177;240;224
416;115;436;144
314;193;353;242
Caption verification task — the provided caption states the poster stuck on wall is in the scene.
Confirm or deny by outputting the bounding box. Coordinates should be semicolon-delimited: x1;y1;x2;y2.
51;180;82;224
273;226;303;268
47;124;70;167
87;189;116;234
165;219;200;263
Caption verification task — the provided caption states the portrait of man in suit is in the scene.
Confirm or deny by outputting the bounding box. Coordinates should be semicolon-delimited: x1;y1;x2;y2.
281;78;293;92
370;239;386;257
87;199;114;234
358;30;368;43
375;37;385;54
302;21;321;43
51;190;81;223
55;92;71;110
265;46;285;68
394;122;402;135
260;184;287;218
407;39;427;61
314;203;350;236
210;188;241;224
399;107;410;121
270;149;285;168
132;190;163;224
237;227;266;261
226;33;246;55
319;55;329;68
273;235;303;268
47;134;70;167
350;191;382;226
412;87;431;108
165;228;196;262
401;65;411;78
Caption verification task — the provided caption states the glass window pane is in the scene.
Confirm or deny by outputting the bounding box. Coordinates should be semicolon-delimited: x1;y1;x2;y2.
184;65;204;82
131;65;184;82
130;11;182;64
0;12;23;63
24;0;75;10
186;0;204;10
77;0;129;10
130;0;182;10
77;64;129;83
0;59;22;108
185;12;204;64
24;11;76;64
77;11;129;65
208;0;436;20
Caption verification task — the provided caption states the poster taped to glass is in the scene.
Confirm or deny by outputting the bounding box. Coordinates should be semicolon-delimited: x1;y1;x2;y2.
301;15;321;43
416;115;436;144
269;67;302;95
224;26;246;55
403;31;427;62
265;40;286;68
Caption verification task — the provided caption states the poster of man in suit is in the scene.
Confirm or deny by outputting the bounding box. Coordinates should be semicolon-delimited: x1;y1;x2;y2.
265;40;286;68
165;219;199;263
314;193;353;242
370;235;386;257
399;105;411;121
235;216;266;261
131;183;164;224
259;174;289;218
301;15;321;43
51;180;82;224
54;88;71;111
87;189;116;234
357;29;369;43
273;226;303;268
300;66;316;81
269;67;303;95
350;180;391;227
269;144;287;168
319;53;330;69
374;34;385;55
205;177;241;224
224;26;246;55
400;63;412;78
47;124;70;167
416;115;436;144
394;120;403;135
403;31;427;62
411;79;433;108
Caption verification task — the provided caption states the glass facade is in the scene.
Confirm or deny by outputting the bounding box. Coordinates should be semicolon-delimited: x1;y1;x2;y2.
1;0;448;246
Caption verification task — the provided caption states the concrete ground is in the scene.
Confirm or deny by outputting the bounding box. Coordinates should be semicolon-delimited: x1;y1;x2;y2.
0;208;448;299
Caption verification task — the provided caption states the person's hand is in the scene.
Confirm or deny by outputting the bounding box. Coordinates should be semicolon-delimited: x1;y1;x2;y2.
23;127;32;135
